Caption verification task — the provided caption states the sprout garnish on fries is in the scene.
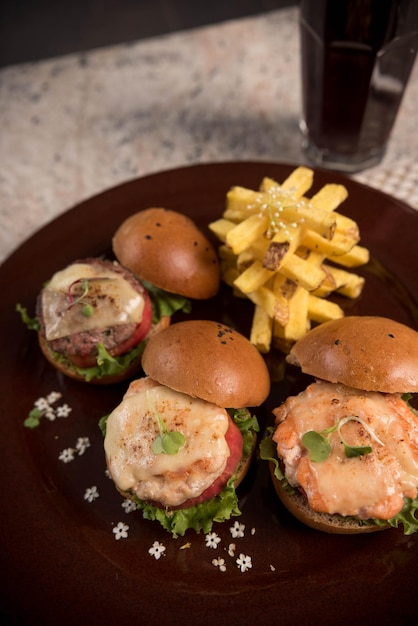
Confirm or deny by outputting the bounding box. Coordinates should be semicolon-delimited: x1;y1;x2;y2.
209;167;369;354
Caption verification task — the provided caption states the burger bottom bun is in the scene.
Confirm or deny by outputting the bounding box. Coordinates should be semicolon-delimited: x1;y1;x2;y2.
269;463;387;534
38;316;170;384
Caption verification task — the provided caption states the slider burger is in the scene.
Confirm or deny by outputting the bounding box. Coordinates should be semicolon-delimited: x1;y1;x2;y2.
20;257;189;384
261;316;418;534
102;320;270;536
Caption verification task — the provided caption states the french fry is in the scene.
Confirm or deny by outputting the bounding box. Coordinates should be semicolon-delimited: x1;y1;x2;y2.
280;253;326;291
208;218;235;243
308;294;344;323
334;244;370;267
313;265;365;299
247;286;289;326
250;304;273;354
208;167;370;354
273;286;311;349
233;260;273;293
310;184;348;212
226;213;269;254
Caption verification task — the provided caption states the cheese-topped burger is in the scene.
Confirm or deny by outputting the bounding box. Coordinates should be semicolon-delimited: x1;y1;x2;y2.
102;320;270;536
20;258;189;384
112;207;220;300
261;316;418;534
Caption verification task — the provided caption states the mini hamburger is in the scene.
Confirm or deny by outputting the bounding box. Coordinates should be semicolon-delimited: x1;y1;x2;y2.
261;316;418;534
102;320;270;536
19;257;189;384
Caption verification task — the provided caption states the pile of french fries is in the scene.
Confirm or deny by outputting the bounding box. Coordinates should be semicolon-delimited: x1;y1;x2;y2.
209;166;369;354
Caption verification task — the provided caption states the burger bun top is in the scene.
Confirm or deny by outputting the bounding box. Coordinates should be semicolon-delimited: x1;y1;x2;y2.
287;316;418;393
112;208;220;299
141;319;270;407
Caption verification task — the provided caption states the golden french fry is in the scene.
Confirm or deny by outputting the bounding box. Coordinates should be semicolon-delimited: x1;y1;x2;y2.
301;229;357;257
233;260;273;293
280;166;315;196
250;304;273;353
334;244;370;267
208;218;235;243
247;286;289;326
217;243;237;264
280;253;326;291
226;213;269;254
308;294;344;323
273;287;310;350
313;265;365;299
260;166;314;198
310;184;348;212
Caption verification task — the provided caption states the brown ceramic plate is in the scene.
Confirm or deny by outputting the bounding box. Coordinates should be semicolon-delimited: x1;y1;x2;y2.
1;162;418;626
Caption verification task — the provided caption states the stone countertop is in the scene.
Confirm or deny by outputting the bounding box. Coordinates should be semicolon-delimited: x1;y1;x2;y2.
1;6;417;264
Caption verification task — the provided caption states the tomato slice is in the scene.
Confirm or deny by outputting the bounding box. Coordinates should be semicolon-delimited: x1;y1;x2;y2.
166;416;244;510
110;289;153;357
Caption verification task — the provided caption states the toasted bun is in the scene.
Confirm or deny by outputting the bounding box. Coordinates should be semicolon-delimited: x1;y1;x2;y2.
112;208;220;299
39;315;170;385
269;463;386;534
141;320;270;407
287;316;418;393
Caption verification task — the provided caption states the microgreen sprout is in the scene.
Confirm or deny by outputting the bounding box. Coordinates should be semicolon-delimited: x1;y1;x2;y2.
302;415;385;462
148;393;186;455
67;277;94;317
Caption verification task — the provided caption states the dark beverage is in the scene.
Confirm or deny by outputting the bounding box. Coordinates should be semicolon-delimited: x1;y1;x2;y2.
300;0;418;172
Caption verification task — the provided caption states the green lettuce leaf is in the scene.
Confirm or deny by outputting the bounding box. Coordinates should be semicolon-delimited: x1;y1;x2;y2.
52;341;144;382
142;280;191;322
133;476;241;538
16;303;40;331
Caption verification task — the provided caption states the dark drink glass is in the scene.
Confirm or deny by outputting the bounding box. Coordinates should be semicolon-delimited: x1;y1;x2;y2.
300;0;418;172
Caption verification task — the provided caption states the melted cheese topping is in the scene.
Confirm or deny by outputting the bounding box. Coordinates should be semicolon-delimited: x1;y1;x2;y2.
42;262;145;340
273;381;418;520
104;377;230;507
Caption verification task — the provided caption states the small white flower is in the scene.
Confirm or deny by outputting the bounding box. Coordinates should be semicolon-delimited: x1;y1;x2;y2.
227;543;236;557
84;486;99;502
75;437;90;455
148;541;166;559
236;553;252;573
44;408;56;421
46;391;62;404
122;499;136;513
59;448;75;463
230;521;245;539
212;557;227;572
205;532;221;549
113;522;129;540
105;469;112;479
270;564;276;572
56;404;72;418
34;398;49;411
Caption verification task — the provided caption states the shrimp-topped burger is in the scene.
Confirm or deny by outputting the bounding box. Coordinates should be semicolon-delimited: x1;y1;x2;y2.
102;320;270;537
261;316;418;534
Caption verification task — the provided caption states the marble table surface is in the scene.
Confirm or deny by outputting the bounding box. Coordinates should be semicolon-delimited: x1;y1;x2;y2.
1;5;417;264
